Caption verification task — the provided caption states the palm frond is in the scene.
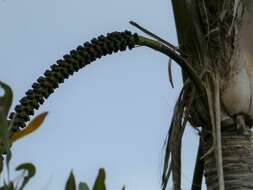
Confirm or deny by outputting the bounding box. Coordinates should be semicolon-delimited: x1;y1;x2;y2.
162;80;197;190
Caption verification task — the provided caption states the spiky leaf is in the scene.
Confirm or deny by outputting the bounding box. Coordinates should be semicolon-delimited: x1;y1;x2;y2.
92;168;106;190
65;171;76;190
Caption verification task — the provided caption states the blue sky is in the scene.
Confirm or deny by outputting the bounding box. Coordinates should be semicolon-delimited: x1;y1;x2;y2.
0;0;199;189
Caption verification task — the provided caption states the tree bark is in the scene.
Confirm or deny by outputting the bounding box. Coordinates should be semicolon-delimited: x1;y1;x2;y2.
203;130;253;189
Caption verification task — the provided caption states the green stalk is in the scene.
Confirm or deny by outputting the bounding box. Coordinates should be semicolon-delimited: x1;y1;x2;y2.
137;35;206;100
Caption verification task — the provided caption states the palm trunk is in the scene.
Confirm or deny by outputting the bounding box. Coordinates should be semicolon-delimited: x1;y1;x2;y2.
203;129;253;189
167;0;253;189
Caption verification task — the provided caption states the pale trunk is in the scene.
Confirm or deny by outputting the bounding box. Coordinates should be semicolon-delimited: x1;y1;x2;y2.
205;1;253;189
203;130;253;189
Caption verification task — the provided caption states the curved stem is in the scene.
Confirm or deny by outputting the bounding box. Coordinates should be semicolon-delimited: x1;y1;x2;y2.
136;36;205;96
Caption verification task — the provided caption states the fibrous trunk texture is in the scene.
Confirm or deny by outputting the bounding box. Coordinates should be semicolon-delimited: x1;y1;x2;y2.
204;131;253;190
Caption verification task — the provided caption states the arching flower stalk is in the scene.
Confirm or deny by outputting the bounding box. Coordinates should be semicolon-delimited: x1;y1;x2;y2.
8;30;202;145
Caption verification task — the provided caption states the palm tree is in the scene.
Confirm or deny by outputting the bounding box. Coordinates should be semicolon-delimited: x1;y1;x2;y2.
162;0;253;189
5;0;253;189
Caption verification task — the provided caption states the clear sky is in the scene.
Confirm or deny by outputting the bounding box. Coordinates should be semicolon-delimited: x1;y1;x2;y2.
0;0;200;189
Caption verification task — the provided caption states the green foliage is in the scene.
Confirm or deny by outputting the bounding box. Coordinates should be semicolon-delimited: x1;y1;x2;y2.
92;168;106;190
0;82;37;190
0;182;14;190
0;82;125;190
64;169;106;190
0;162;36;190
0;81;13;176
0;81;13;117
78;182;90;190
65;171;76;190
15;163;36;190
65;168;125;190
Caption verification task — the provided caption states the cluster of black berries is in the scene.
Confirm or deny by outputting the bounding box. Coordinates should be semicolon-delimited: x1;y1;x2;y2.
9;31;138;132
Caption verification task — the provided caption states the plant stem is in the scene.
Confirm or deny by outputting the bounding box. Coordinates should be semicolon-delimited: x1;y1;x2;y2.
214;76;225;190
136;35;205;98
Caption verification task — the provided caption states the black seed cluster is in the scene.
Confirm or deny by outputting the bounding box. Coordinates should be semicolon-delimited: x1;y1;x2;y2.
9;31;139;132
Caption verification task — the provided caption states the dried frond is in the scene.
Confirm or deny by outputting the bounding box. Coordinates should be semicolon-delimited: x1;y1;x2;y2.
162;80;197;190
